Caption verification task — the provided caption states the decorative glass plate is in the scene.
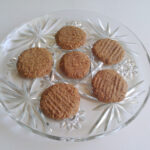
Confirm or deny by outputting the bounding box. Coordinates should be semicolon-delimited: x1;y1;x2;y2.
0;10;150;142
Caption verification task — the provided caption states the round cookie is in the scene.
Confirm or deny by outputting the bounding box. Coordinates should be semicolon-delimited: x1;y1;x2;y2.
55;26;86;50
17;47;53;78
60;51;91;79
92;39;125;65
92;69;128;103
40;83;80;120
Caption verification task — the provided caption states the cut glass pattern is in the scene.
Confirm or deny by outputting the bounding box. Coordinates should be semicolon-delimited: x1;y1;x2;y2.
0;14;146;139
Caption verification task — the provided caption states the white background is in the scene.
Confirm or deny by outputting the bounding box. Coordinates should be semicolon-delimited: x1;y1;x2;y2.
0;0;150;150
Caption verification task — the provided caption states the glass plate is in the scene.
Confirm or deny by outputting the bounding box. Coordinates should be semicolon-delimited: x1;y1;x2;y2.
0;10;150;142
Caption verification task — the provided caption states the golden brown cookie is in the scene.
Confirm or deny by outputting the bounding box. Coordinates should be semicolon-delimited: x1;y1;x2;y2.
92;39;125;65
55;26;86;50
92;69;128;103
60;51;91;79
17;47;53;78
40;83;80;120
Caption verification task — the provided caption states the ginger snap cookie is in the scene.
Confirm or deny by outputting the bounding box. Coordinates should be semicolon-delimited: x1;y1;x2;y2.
17;47;53;78
60;51;91;79
92;69;128;103
92;39;125;65
55;26;86;50
40;83;80;120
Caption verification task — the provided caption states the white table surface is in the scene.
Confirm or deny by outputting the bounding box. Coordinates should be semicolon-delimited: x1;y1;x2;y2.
0;0;150;150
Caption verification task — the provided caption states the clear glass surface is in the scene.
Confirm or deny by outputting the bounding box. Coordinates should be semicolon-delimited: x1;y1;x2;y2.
0;10;149;142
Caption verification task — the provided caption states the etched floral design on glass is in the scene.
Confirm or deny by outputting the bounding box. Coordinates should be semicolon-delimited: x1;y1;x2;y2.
0;13;147;140
60;110;85;130
89;81;144;134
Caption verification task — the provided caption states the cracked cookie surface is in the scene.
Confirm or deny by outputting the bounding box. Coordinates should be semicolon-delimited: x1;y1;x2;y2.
40;83;80;120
